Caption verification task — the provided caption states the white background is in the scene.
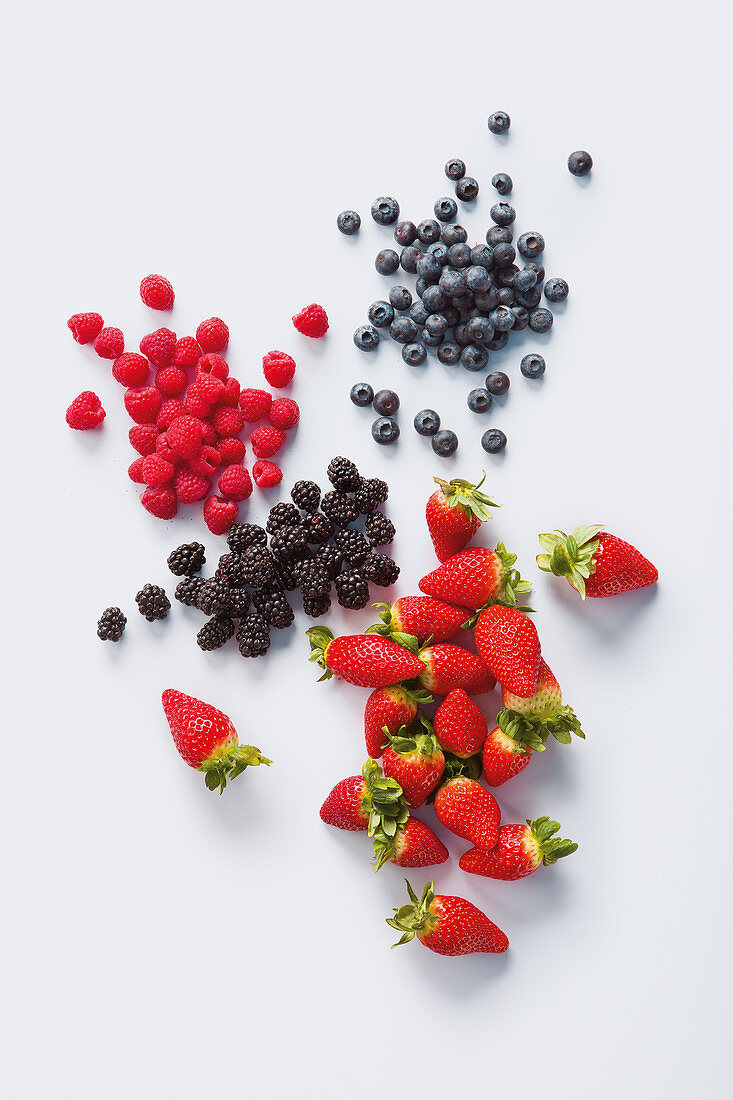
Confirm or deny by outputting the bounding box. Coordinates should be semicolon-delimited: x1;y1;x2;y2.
3;1;731;1097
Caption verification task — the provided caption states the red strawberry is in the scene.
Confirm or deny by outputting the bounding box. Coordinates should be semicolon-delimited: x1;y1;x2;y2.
368;596;471;646
419;543;531;610
161;688;271;792
418;643;496;696
426;474;498;561
373;817;449;871
434;776;500;849
459;817;577;880
320;760;408;835
474;605;540;697
381;723;445;807
499;658;585;746
308;628;424;688
364;684;432;758
387;879;508;955
537;525;658;599
433;688;488;757
482;720;533;787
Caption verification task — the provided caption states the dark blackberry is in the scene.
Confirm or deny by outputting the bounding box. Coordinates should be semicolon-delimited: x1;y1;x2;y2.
215;552;247;587
321;490;359;528
291;480;321;513
334;529;371;566
237;614;271;658
97;606;126;641
295;561;332;599
270;524;309;562
274;558;299;591
302;593;332;618
174;576;206;608
241;545;277;589
363;553;400;588
354;477;389;515
135;584;170;622
303;511;334;545
253;585;295;629
197;614;235;651
167;542;206;577
327;456;361;492
315;543;344;579
197;579;232;616
227;523;267;554
227;587;252;617
266;502;301;534
365;511;395;546
335;570;370;610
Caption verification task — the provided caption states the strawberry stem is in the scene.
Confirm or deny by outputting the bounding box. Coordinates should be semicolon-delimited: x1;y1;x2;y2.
527;817;578;864
536;526;605;600
198;745;272;793
433;474;500;522
386;879;437;946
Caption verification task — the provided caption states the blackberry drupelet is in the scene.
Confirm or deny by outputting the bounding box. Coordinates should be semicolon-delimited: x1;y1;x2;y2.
227;523;267;554
321;490;359;528
270;524;309;561
241;545;277;589
197;615;235;651
315;543;344;579
274;558;299;591
135;584;171;622
266;502;301;534
215;552;247;587
327;456;361;492
97;607;126;641
303;593;331;618
174;576;206;608
197;579;232;616
237;614;271;658
334;529;371;565
295;561;332;599
225;587;250;617
365;511;395;546
167;542;206;577
253;586;295;629
353;477;389;515
335;570;370;610
363;553;401;588
291;480;321;513
303;512;334;545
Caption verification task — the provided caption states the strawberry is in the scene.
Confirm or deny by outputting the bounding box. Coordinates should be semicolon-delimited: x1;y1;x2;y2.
387;879;509;955
373;817;450;870
381;722;445;807
433;776;500;850
499;658;585;746
433;688;488;757
482;719;533;787
367;596;471;646
474;605;540;697
419;543;531;610
320;759;408;837
161;689;271;792
459;817;578;880
537;525;658;599
418;643;496;696
364;684;432;758
307;628;424;688
426;474;499;561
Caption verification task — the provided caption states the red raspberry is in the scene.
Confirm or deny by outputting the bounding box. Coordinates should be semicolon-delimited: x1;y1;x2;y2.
128;457;146;483
140;274;175;311
196;317;229;353
203;495;238;534
197;353;229;380
129;424;159;456
268;397;300;430
155;364;187;397
251;424;286;458
124;386;162;425
218;436;246;464
239;388;272;422
218;377;241;407
155;433;181;466
94;327;124;360
68;312;104;344
112;352;149;387
262;350;295;387
141;485;178;520
156;399;186;430
293;303;329;338
218;464;253;501
140;327;176;368
142;454;176;487
66;391;106;430
212;406;245;438
252;460;282;488
168;414;203;459
174;467;211;504
172;336;202;367
196;373;225;407
188;445;221;477
200;420;219;445
183;379;211;417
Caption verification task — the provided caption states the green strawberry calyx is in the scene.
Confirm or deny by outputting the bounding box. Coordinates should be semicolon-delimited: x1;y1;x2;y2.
385;719;442;761
527;817;578;865
198;744;272;793
362;759;409;850
496;704;585;749
306;626;336;680
425;751;482;803
434;473;500;523
491;542;534;609
536;525;605;600
495;708;543;753
386;879;437;946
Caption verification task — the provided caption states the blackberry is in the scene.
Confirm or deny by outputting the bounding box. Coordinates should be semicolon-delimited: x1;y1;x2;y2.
167;542;206;577
296;562;332;599
363;553;400;588
227;523;267;554
241;545;277;588
175;576;206;608
335;529;371;565
253;585;295;629
365;511;395;546
315;543;344;579
266;502;301;534
354;476;388;515
303;512;335;545
274;558;299;592
97;606;126;641
215;552;247;587
135;584;170;622
197;579;232;616
237;614;271;658
270;524;309;561
327;456;361;492
197;614;235;651
227;587;252;617
303;593;332;618
335;570;370;611
291;480;321;513
321;490;359;528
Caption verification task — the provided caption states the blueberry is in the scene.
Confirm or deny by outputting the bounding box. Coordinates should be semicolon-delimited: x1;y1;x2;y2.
487;111;510;135
442;306;460;326
493;242;516;268
490;305;515;333
400;246;422;274
440;224;468;247
486;225;513;247
514;267;538;293
454;322;472;346
417;219;441;244
515;286;543;309
526;262;545;284
439;268;466;297
544;278;569;303
467;316;493;343
486;331;509;352
427;241;451;265
432;429;458;457
353;324;380;352
394;220;417;246
402;342;427;366
568;150;593;176
466;265;491;292
470;244;494;269
425;313;448;339
445;158;466;181
486;371;510;396
491;173;513;195
437;341;461;365
389;285;413;312
521;353;546;379
490;202;516;227
409;301;429;326
529;307;553;333
422;284;448;312
511;306;529;330
350;382;374;407
455;177;479;202
498;288;515;308
414;409;441;435
389;316;418;344
371;196;400;225
496;264;518;288
373;388;400;416
467;388;493;413
375;249;400;275
434;197;458;222
372;417;400;445
416;254;441;284
421;328;443;348
337;210;361;235
447;242;471;268
368;300;395;328
415;277;428;299
474;286;500;312
452;293;474;313
481;428;507;453
461;344;489;371
517;232;545;259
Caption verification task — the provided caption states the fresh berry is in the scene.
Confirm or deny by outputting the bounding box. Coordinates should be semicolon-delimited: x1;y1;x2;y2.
135;583;170;621
568;150;593;176
140;274;174;310
197;615;235;651
172;336;202;367
155;364;187;396
94;327;124;359
302;593;332;618
418;643;496;696
128;457;145;483
353;324;380;351
187;445;222;477
520;353;545;379
314;543;343;579
327;456;360;492
266;502;301;534
262;350;295;387
250;426;286;459
68;312;104;344
482;716;534;787
196;317;229;353
432;430;458;457
308;629;424;688
374;818;449;871
487;110;510;134
371;196;400;225
174;576;205;607
239;388;272;422
217;464;252;501
218;437;246;465
350;382;374;407
426;475;498;563
197;579;233;617
333;570;369;610
337;210;361;234
124;386;162;425
66;391;105;430
252;460;282;488
212;407;244;438
228;523;267;553
362;552;400;588
445;158;466;181
110;352;148;387
365;511;395;546
455;178;479;202
139;327;176;368
460;817;578;880
544;278;569;303
334;528;370;565
97;606;126;641
387;879;508;955
167;542;206;577
173;468;210;504
414;409;441;436
270;524;309;562
141;485;178;519
236;614;271;658
291;480;321;513
267;398;299;431
499;657;585;748
241;545;277;588
492;172;513;195
382;725;445;807
372;417;400;445
304;513;334;546
293;303;329;338
433;689;488;757
434;776;500;849
354;477;388;515
369;596;468;646
215;553;248;588
296;560;331;598
128;424;159;456
364;684;431;758
320;760;407;838
252;586;294;629
475;605;541;697
141;453;175;487
419;543;530;610
321;490;358;528
156;398;186;430
198;352;229;380
162;688;270;791
203;495;238;535
537;526;658;599
373;389;400;416
482;428;507;454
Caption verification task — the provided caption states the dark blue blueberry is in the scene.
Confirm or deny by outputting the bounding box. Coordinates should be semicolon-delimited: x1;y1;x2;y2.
515;286;543;309
337;210;361;235
487;111;510;135
568;150;593;176
491;173;513;195
400;245;422;274
432;429;458;457
490;202;516;227
486;332;509;352
514;267;538;293
422;284;448;313
421;327;442;348
470;244;494;269
496;264;518;288
425;313;448;339
389;285;412;312
461;344;489;371
353;324;380;352
481;428;507;453
490;305;515;333
447;242;471;269
527;262;545;283
414;409;441;435
372;417;400;445
452;293;475;313
402;342;427;366
521;353;546;379
467;388;493;413
455;177;479;202
467;316;494;344
427;241;451;265
486;225;513;247
544;278;569;303
440;224;468;247
350;382;374;406
394;220;417;246
409;301;429;326
416;254;441;284
442;306;460;326
439;268;466;297
466;265;491;292
417;219;441;244
445;158;466;181
517;232;545;259
493;242;516;268
389;316;418;344
415;277;428;299
474;286;500;312
529;307;553;334
497;288;516;308
368;300;394;328
486;371;510;395
373;388;400;415
371;196;400;225
454;322;472;346
375;249;400;275
434;197;458;222
437;341;461;365
511;306;529;330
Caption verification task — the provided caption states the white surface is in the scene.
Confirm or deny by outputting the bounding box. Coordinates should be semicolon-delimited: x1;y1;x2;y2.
3;1;731;1097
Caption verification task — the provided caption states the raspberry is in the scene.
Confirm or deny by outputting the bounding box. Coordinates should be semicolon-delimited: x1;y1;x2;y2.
124;386;162;425
293;303;329;338
218;436;246;464
239;388;272;422
156;398;186;429
174;467;211;504
141;485;178;519
129;424;159;456
66;391;106;430
172;336;202;367
218;377;240;407
140;327;176;368
268;397;300;430
112;352;149;387
68;312;104;344
197;353;229;380
218;464;253;501
196;373;225;407
251;425;286;458
155;364;187;397
183;380;210;417
188;445;221;477
252;460;282;488
200;419;219;445
155;433;181;466
140;274;175;311
128;456;146;483
212;406;245;438
142;453;175;487
168;414;203;459
262;350;295;388
94;327;124;360
203;495;238;535
196;317;229;353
